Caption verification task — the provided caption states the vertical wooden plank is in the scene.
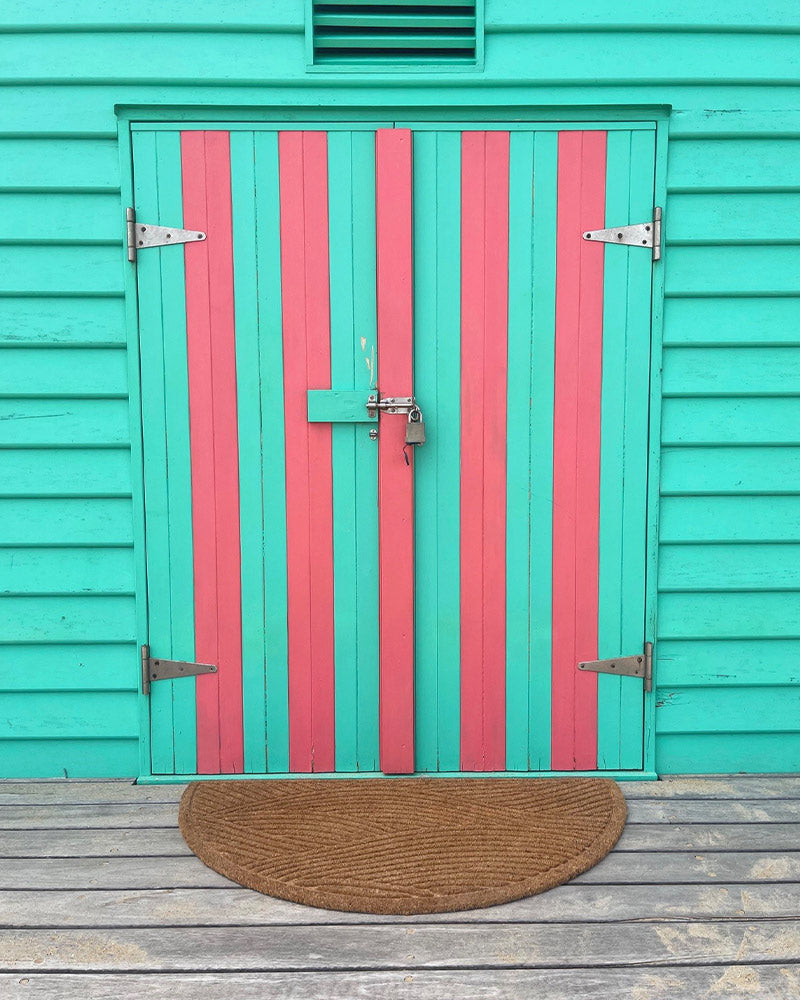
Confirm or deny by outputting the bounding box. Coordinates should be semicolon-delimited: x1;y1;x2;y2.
253;131;290;773
133;131;175;774
596;129;629;769
551;131;606;771
181;130;244;774
596;130;640;770
528;130;559;772
460;131;510;772
351;131;380;772
505;131;534;771
375;128;415;775
156;131;197;775
328;131;379;773
230;130;266;774
279;131;336;774
413;131;462;772
616;128;654;769
618;128;655;769
411;130;438;772
328;131;359;774
433;131;463;773
328;131;381;773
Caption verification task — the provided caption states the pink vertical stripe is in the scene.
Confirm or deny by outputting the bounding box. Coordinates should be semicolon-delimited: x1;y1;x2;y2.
278;132;336;773
551;131;607;771
459;132;510;772
181;131;244;774
375;129;415;774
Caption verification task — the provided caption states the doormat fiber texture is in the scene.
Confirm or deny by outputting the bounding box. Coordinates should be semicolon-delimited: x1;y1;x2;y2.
179;778;626;914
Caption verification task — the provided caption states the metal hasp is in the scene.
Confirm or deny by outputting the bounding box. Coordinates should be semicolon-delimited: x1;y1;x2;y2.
366;394;416;417
366;393;426;446
140;644;217;696
577;641;654;693
126;207;206;263
583;207;662;261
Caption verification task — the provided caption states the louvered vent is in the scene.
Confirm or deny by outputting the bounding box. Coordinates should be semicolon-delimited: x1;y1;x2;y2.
311;1;478;64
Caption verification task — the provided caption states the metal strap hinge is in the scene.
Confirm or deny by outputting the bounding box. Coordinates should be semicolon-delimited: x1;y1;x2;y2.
578;641;653;693
583;207;662;261
141;644;217;696
126;207;206;263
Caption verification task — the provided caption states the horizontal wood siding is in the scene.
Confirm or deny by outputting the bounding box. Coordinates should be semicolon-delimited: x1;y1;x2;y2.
0;2;798;775
657;127;800;774
0;124;136;776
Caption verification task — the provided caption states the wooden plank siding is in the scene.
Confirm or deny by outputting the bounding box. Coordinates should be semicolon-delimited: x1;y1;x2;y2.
0;1;799;776
0;778;799;998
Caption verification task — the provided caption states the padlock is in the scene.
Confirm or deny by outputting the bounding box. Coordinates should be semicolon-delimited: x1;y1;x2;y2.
405;408;426;446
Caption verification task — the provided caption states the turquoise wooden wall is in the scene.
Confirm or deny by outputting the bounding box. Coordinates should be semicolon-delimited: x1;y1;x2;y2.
1;0;799;777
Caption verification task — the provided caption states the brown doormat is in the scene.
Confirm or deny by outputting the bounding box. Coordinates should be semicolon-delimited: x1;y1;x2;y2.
179;777;626;915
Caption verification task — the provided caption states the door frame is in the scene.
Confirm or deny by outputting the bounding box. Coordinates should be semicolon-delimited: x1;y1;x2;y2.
118;107;668;783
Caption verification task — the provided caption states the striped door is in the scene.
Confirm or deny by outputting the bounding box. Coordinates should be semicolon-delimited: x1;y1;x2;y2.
133;123;655;777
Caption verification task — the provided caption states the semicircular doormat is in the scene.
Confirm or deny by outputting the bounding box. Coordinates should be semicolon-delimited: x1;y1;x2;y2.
179;778;626;915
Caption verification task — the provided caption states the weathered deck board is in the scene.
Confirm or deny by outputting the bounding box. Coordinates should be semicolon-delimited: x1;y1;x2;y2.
2;920;800;971
3;967;799;1000
3;822;800;857
0;774;798;805
1;850;799;890
2;796;799;828
0;777;798;999
1;882;798;927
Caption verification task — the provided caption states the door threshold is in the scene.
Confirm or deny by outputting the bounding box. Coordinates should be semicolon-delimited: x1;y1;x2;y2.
138;769;658;784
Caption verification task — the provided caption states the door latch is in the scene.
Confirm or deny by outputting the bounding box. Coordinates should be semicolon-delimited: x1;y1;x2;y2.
366;394;426;446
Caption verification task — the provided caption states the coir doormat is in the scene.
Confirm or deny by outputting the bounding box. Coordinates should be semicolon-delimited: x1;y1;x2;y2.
179;777;626;915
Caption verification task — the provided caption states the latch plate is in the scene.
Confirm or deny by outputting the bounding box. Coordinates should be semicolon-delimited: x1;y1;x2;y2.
366;394;416;417
141;644;217;696
583;207;662;261
126;207;206;262
578;642;653;692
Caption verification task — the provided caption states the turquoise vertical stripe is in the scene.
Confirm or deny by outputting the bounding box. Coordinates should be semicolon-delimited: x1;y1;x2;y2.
328;131;359;772
597;130;631;770
412;131;438;772
528;130;558;771
413;131;461;772
134;131;197;774
329;131;380;773
133;131;174;774
350;131;380;771
505;132;534;770
254;131;290;773
620;129;655;768
156;130;197;775
597;129;654;770
230;131;267;773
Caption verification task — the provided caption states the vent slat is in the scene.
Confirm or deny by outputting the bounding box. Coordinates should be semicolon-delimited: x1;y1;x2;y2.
311;0;477;64
314;15;476;29
315;0;474;8
315;33;475;49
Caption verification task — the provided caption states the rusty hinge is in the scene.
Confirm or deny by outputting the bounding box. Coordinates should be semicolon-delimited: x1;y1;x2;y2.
126;207;206;263
141;644;217;696
577;641;653;693
582;207;662;261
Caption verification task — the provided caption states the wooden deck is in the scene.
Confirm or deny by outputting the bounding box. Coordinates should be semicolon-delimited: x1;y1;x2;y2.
0;776;799;998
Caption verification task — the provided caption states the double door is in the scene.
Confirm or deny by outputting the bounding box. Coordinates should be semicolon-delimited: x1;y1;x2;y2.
133;121;656;776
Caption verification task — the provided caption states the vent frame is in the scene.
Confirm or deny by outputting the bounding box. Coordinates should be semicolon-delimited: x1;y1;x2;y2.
306;0;484;70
